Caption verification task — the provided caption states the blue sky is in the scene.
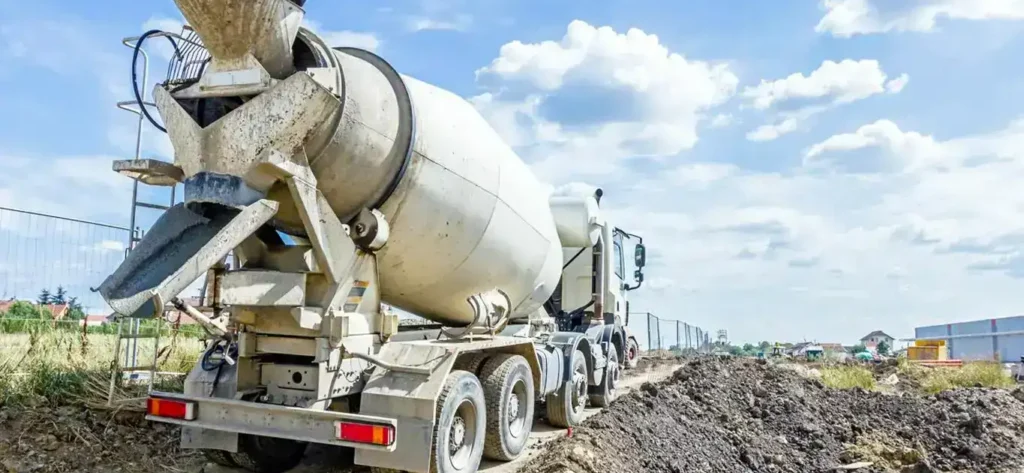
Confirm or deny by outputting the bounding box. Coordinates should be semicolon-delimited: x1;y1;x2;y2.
2;0;1024;345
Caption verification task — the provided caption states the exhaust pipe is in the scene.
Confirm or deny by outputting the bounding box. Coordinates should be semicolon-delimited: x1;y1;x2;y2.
173;0;304;78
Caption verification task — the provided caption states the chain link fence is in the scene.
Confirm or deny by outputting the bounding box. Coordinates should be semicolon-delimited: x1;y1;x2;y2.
635;312;713;355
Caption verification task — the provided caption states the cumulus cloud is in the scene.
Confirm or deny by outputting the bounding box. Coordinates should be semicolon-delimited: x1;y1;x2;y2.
817;0;1024;38
406;14;473;32
743;59;904;110
303;20;381;52
742;60;908;141
473;20;738;181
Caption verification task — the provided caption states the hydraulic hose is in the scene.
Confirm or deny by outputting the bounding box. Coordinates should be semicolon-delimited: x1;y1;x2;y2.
132;30;183;133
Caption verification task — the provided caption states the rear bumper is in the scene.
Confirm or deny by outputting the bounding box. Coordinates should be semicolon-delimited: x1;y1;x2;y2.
146;392;397;452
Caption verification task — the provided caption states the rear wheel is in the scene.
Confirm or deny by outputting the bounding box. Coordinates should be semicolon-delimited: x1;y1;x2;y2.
431;370;486;473
203;449;238;468
230;434;307;473
625;338;640;370
546;349;587;428
589;348;619;407
453;352;490;376
479;354;534;461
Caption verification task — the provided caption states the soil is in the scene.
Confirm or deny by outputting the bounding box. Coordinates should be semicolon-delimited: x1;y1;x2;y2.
526;357;1024;473
0;405;203;473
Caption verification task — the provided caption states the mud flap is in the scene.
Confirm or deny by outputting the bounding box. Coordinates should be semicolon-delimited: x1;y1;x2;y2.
97;200;279;318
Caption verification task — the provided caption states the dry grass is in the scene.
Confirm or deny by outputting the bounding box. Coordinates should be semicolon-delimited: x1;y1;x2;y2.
820;365;877;390
913;361;1015;395
0;328;203;407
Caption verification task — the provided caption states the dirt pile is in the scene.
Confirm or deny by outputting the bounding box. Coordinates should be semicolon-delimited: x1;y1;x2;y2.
0;405;202;473
528;357;1024;473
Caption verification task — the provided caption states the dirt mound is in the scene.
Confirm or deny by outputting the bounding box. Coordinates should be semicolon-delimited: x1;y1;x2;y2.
0;405;202;473
528;357;1024;473
636;353;684;371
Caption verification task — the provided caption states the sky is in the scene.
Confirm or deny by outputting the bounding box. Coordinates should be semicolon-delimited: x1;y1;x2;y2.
1;0;1024;345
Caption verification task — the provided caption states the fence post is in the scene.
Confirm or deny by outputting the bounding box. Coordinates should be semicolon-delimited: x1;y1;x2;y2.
646;313;653;352
656;315;662;351
675;321;681;353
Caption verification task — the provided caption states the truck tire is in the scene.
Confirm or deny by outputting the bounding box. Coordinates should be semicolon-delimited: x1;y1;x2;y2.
479;354;534;461
453;352;489;376
545;349;587;428
203;450;238;468
431;370;486;473
625;338;640;370
589;348;619;407
230;434;307;473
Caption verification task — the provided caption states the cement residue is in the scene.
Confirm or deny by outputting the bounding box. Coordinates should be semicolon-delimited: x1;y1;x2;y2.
527;357;1024;473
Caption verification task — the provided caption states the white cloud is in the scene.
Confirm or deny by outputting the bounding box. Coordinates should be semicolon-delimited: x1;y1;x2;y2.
709;113;735;128
817;0;1024;37
672;163;738;188
473;20;738;181
743;59;906;110
746;117;800;141
742;60;907;141
406;14;473;32
303;20;380;52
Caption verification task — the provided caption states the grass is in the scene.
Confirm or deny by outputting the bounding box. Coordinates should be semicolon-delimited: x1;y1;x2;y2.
914;361;1015;395
0;325;203;407
820;365;877;390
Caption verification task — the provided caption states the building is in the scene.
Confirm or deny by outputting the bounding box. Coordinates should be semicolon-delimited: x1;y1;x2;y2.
0;299;69;319
860;330;895;347
915;316;1024;362
80;314;111;327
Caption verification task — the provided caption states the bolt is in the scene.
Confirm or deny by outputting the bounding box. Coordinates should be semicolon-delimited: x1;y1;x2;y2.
354;223;367;234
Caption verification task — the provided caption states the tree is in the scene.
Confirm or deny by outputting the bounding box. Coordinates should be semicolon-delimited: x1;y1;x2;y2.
877;340;890;356
53;286;68;305
37;289;52;306
65;297;85;320
851;344;867;353
758;341;771;350
3;301;41;319
742;343;755;353
728;345;743;356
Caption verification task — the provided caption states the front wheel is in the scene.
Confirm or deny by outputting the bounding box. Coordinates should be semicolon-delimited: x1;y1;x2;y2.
624;338;640;370
431;370;486;473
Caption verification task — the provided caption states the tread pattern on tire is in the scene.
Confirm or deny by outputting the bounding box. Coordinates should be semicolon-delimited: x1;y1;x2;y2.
230;434;306;473
431;369;485;473
203;449;237;468
453;353;490;376
479;354;534;461
546;350;585;428
625;338;640;370
589;348;618;408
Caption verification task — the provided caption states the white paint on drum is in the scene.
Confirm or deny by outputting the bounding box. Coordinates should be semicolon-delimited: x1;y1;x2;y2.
303;46;562;326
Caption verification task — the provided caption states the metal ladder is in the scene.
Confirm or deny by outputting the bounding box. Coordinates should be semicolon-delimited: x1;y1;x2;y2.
106;33;184;406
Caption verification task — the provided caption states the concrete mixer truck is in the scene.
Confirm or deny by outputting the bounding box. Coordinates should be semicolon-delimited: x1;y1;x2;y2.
99;2;647;472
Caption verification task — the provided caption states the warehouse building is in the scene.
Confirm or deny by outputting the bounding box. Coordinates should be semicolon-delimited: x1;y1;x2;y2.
915;316;1024;362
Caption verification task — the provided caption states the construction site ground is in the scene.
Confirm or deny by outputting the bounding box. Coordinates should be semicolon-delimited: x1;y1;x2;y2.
3;356;1024;473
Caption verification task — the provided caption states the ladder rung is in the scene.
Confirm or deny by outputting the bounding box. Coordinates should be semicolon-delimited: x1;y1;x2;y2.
119;334;160;340
136;201;170;210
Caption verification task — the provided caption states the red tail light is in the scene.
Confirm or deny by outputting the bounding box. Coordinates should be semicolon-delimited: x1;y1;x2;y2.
336;421;395;447
147;397;196;421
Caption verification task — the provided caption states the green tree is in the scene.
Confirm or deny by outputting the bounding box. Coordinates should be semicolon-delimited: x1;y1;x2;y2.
53;286;68;305
4;301;41;319
728;345;743;356
851;343;867;353
37;289;52;305
742;343;755;353
758;341;771;350
877;340;890;356
65;297;85;320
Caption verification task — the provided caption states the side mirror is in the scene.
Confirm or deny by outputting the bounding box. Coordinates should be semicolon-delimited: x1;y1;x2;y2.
634;269;644;283
634;244;647;268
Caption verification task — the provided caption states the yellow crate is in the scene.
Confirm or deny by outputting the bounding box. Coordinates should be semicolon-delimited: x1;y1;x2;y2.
914;340;946;347
908;345;948;361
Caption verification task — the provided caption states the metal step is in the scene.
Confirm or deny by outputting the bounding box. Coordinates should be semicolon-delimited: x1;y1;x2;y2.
113;159;184;186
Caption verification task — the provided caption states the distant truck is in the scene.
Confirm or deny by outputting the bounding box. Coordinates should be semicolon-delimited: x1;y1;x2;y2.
99;2;648;472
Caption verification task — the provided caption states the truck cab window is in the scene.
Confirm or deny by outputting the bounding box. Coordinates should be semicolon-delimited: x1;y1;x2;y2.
613;241;624;279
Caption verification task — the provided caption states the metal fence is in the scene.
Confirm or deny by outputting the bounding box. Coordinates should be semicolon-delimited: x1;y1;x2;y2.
638;312;713;354
0;206;130;315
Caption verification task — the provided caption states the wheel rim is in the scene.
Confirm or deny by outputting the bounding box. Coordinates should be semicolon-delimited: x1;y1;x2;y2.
572;363;587;414
507;378;529;439
447;399;477;470
608;358;619;396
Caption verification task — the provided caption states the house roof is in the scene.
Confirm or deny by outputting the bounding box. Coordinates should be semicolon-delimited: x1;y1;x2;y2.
0;299;68;319
860;330;894;341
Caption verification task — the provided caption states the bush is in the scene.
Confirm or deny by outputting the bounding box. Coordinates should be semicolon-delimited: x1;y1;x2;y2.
919;362;1014;395
821;365;877;390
